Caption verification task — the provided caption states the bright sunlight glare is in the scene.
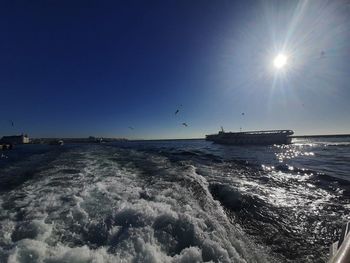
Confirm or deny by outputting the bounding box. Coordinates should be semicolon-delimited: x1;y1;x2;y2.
273;54;287;69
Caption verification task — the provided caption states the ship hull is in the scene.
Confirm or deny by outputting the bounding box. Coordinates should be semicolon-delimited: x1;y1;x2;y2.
206;130;293;145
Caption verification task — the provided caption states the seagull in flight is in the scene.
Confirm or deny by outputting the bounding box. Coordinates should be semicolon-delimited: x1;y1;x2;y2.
182;123;188;127
175;104;183;115
320;50;325;58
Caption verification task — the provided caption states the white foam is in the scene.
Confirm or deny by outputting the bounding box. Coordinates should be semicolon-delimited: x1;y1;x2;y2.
1;146;270;262
7;239;122;263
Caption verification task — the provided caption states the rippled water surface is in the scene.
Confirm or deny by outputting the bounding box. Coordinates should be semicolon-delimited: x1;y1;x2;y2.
0;137;349;262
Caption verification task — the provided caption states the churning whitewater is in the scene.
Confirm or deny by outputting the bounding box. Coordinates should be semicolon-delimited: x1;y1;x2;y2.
1;138;350;262
0;144;268;263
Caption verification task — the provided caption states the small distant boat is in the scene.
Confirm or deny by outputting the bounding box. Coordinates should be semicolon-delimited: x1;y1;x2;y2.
0;143;13;150
206;128;294;145
49;140;64;146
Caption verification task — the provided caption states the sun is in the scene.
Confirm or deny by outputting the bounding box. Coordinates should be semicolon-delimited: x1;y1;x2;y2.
273;54;287;69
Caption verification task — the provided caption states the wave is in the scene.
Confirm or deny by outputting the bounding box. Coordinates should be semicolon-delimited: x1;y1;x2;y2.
2;140;349;262
0;146;271;263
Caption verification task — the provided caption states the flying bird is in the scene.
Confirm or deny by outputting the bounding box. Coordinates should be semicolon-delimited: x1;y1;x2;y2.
128;126;134;130
320;51;325;58
241;112;245;116
182;123;188;127
175;104;183;115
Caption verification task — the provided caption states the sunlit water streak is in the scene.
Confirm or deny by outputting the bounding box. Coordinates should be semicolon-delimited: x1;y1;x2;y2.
0;137;349;262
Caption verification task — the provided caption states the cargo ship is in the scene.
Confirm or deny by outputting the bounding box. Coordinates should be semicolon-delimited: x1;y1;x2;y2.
206;128;294;145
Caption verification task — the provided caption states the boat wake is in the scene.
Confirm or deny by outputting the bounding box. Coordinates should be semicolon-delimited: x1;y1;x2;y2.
0;145;272;263
1;139;350;262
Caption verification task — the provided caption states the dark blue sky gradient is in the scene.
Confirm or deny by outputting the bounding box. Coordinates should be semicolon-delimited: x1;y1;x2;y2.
1;0;350;138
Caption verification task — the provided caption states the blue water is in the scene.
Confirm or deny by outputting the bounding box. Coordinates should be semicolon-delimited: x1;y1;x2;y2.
0;137;349;262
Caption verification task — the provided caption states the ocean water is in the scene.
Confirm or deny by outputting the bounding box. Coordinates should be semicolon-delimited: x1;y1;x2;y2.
0;137;349;263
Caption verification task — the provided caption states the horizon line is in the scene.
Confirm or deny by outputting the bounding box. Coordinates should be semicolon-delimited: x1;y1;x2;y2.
19;132;350;141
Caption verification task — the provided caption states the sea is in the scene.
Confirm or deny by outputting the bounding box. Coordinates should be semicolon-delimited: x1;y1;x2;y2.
0;137;349;263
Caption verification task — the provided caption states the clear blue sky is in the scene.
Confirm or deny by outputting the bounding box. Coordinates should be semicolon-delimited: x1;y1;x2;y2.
1;0;349;139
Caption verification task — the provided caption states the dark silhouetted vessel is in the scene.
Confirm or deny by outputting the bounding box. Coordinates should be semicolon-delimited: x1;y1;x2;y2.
206;128;294;145
49;140;64;146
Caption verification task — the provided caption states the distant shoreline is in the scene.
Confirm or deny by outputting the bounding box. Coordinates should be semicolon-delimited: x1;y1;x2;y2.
26;133;350;143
